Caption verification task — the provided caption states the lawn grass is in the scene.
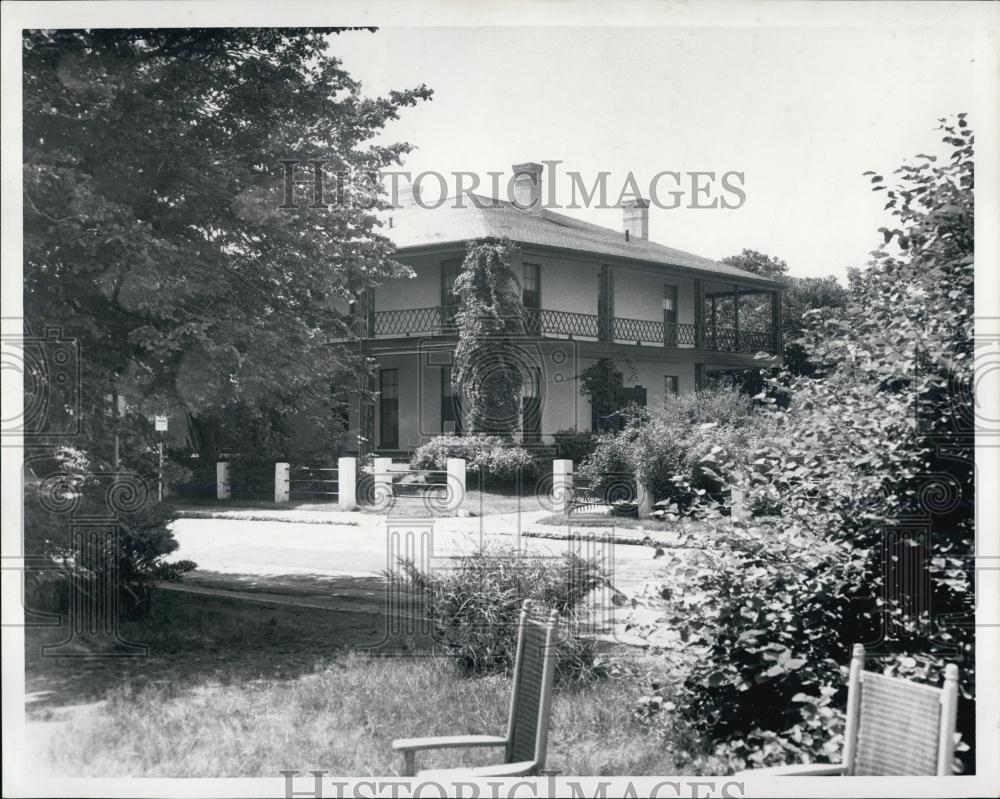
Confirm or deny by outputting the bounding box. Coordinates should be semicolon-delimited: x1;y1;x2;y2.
462;487;553;516
26;588;715;777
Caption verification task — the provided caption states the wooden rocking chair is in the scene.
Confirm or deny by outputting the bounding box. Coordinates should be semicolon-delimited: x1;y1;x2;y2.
392;600;559;778
742;644;960;777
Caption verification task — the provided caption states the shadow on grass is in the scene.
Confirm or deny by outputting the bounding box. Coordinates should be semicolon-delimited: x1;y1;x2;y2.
25;587;435;717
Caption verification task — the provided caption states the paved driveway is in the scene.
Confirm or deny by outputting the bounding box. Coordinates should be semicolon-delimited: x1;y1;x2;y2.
167;508;664;596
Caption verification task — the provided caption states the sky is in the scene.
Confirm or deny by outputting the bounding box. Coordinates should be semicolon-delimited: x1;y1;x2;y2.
326;24;977;282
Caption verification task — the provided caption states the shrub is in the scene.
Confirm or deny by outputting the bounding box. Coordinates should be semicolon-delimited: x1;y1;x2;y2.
632;118;975;771
552;427;598;464
24;448;196;620
410;434;536;487
390;544;606;681
577;386;772;511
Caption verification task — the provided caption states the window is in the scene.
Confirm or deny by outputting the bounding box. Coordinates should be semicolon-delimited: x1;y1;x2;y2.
379;369;399;449
663;284;678;346
521;367;542;441
664;375;679;398
522;263;540;305
522;263;540;333
441;367;462;434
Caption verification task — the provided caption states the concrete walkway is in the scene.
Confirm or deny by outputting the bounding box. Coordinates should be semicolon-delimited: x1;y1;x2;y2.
167;508;662;587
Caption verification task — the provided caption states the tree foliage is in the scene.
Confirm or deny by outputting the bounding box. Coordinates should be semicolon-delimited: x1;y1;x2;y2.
451;238;526;435
22;29;431;615
24;28;431;443
635;116;975;770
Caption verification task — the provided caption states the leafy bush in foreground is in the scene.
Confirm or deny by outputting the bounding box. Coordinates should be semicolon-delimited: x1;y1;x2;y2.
25;448;195;620
390;544;606;680
632;117;975;772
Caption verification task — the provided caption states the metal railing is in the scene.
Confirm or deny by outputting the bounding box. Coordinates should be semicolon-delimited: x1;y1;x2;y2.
612;318;699;347
706;326;777;353
354;305;778;353
536;309;601;339
288;465;339;500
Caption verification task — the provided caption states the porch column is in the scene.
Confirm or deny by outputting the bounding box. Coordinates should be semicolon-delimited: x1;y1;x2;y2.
693;279;705;348
598;265;614;343
771;290;784;354
710;296;718;350
365;289;376;338
733;285;741;352
694;363;706;392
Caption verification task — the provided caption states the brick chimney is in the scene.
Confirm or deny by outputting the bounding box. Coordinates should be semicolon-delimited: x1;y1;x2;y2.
622;198;649;241
511;162;543;211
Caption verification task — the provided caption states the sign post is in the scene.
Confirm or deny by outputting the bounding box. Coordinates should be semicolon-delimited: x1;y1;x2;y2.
154;415;168;502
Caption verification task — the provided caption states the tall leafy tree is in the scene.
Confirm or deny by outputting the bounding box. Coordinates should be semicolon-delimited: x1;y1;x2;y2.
718;249;850;377
21;29;431;619
23;28;432;464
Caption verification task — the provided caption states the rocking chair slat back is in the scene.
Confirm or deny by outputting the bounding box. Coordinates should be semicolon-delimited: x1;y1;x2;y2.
506;603;559;767
843;644;960;776
854;672;943;776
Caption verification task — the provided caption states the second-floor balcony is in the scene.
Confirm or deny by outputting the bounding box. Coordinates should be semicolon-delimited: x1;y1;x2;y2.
344;305;780;355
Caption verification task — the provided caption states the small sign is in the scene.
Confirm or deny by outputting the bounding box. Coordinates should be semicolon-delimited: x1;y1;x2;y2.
154;415;169;432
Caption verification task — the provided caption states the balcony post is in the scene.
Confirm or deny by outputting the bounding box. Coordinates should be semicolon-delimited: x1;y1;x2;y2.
598;265;613;343
733;285;741;351
771;290;784;354
710;296;718;350
694;279;705;348
365;289;375;338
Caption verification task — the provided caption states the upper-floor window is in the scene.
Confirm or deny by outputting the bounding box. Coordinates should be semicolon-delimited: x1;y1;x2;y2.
663;284;678;346
522;262;541;334
522;263;540;308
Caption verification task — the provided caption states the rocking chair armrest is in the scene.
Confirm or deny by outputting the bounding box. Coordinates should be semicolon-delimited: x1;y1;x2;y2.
736;762;846;777
392;735;508;753
418;761;538;779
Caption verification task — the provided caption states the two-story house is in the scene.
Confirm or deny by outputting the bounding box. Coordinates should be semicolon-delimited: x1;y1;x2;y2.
343;163;784;455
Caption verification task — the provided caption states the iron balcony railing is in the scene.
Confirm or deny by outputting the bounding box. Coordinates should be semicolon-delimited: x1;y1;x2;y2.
338;306;778;354
706;326;778;353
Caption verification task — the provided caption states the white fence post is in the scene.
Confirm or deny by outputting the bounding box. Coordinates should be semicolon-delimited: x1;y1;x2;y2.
446;457;467;513
274;462;290;503
636;482;653;518
338;456;357;510
552;459;573;516
216;461;230;500
373;457;393;507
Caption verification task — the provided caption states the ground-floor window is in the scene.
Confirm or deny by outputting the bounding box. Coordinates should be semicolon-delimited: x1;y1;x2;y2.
379;369;399;449
664;374;679;398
